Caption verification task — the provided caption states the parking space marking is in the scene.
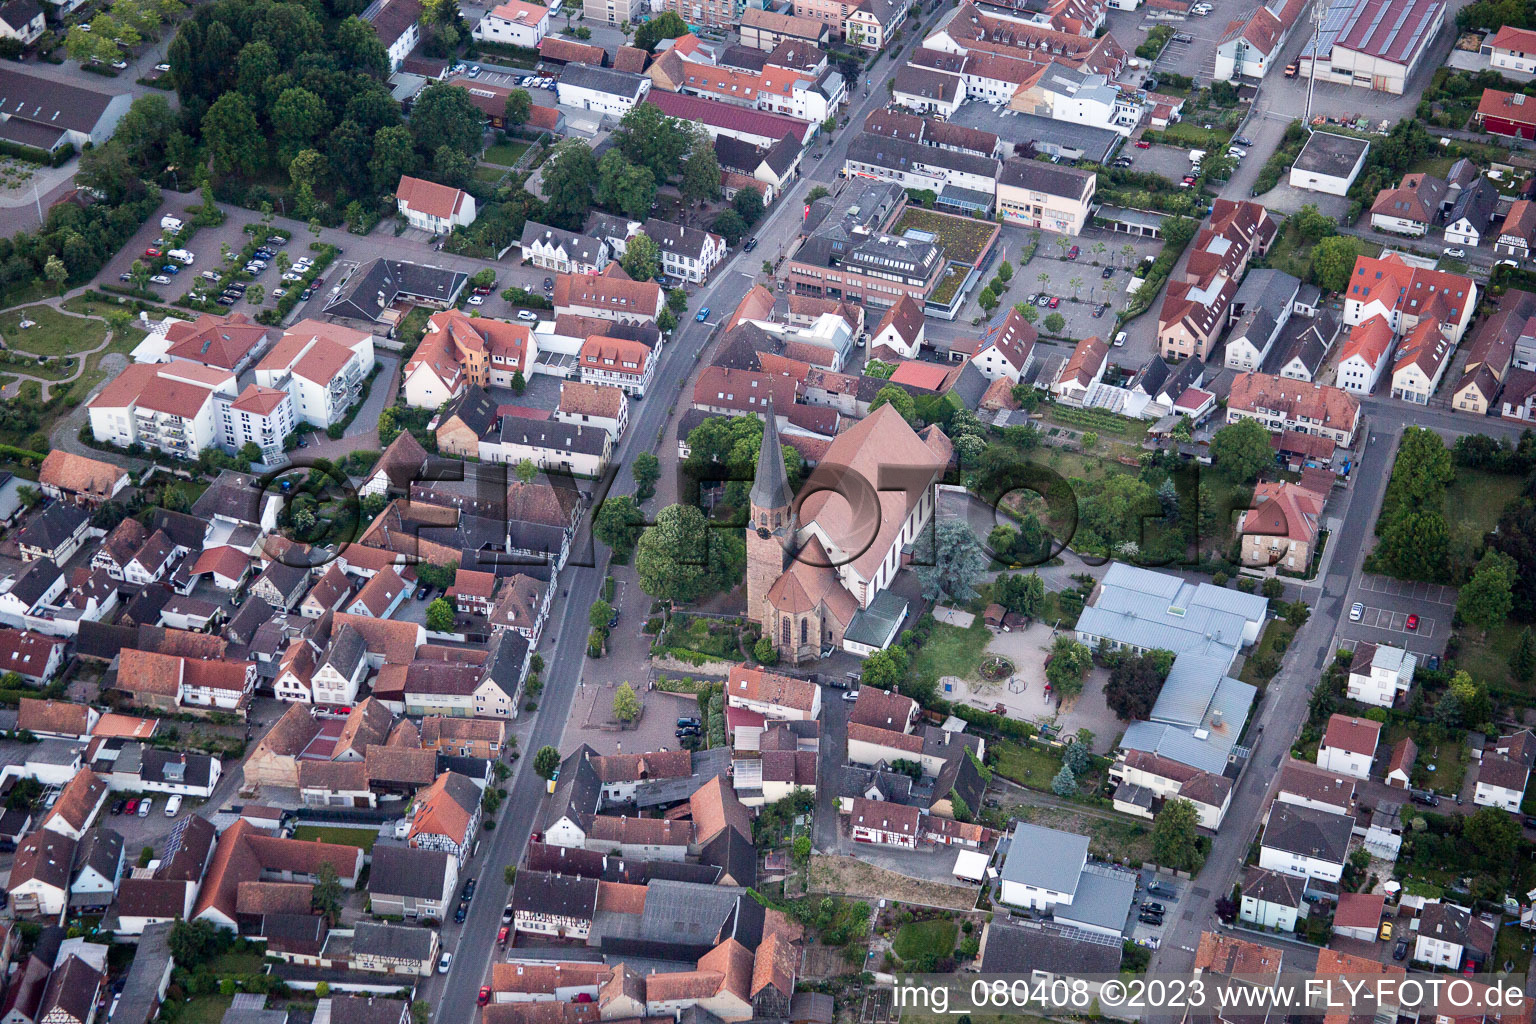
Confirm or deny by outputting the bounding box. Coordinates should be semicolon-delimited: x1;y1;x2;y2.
1347;605;1434;637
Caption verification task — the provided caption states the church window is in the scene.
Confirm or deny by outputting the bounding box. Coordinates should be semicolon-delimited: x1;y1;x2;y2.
801;619;808;645
781;618;791;645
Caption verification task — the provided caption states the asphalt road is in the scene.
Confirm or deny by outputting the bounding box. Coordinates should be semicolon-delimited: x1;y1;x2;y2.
428;46;910;1024
1144;399;1534;998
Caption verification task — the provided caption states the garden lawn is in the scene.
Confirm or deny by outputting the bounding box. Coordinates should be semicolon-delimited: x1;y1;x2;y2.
0;305;106;357
1414;733;1468;795
989;739;1067;788
483;140;531;166
292;824;379;853
1458;619;1525;695
208;950;266;974
911;619;991;683
1265;229;1375;286
892;919;958;962
662;615;752;662
1496;920;1534;976
1444;468;1523;569
178;996;234;1024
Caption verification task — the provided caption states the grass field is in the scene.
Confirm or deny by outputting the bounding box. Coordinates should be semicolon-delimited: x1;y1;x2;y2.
1445;468;1523;569
911;619;991;684
1011;804;1154;864
1459;619;1524;693
1238;618;1296;688
1267;230;1376;286
0;304;106;357
989;739;1068;788
293;824;379;853
483;140;531;166
892;919;958;962
179;996;234;1024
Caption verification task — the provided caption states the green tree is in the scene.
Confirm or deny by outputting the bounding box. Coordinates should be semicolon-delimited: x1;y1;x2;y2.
1046;636;1092;697
1291;203;1337;242
1466;806;1522;867
621;231;661;281
633;9;687;49
335;14;390;76
1376;510;1452;582
1458;550;1516;633
680;131;723;207
311;861;343;923
168;920;224;965
426;597;455;632
712;209;748;245
505;88;533;127
1080;431;1098;451
632;452;660;501
1208;418;1272;483
1311;235;1360;292
1042;312;1065;334
614;103;692;183
1051;764;1077;796
1513;627;1536;683
636;504;743;602
533;745;561;779
411;80;485;157
860;646;909;693
996;572;1045;616
541;140;599;229
667;288;689;314
870;385;915;423
998;260;1014;282
412;1002;431;1024
433;145;475;190
1152;798;1203;870
596;149;656;220
372;124;419;194
589;600;614;632
733;186;765;227
202;93;264;176
595;495;646;561
272;87;331;164
612;681;641;723
806;185;830;203
245;284;265;305
754;635;778;665
43;255;67;293
914;519;988;602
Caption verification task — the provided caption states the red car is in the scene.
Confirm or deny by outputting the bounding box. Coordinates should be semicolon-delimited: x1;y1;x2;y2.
1406;613;1420;631
497;926;510;946
1048;296;1061;308
478;987;492;1007
124;799;138;814
1135;139;1151;148
1066;245;1080;260
144;247;161;257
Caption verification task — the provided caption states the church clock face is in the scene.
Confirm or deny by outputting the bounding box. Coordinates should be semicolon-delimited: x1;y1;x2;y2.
757;526;772;539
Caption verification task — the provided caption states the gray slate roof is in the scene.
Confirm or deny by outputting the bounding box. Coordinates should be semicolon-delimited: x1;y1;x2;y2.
351;921;436;962
1262;802;1354;864
999;822;1089;895
980;921;1122;975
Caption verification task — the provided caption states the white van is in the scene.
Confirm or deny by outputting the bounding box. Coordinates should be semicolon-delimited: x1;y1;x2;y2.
160;216;183;231
164;795;182;817
167;249;195;265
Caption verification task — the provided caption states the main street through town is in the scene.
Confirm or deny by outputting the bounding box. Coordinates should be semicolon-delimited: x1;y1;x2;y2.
427;46;914;1024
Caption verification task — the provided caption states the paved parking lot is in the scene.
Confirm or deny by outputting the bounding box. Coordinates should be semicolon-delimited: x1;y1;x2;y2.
1122;142;1204;182
559;681;698;757
1338;574;1457;656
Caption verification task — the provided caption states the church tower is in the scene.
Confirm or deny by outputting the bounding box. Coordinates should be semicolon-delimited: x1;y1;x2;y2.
746;403;792;627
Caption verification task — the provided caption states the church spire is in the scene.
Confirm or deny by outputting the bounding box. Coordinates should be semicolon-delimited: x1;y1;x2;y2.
750;401;792;513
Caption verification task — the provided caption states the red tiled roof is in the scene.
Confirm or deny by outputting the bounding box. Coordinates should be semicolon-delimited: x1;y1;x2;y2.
397;175;472;221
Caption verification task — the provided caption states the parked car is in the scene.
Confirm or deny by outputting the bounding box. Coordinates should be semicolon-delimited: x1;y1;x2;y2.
744;238;758;252
1138;911;1164;925
543;277;554;290
498;926;510;946
1393;939;1408;961
502;904;515;923
1135;139;1151;148
1350;602;1364;621
516;310;538;322
1102;266;1114;279
439;953;453;974
1093;304;1107;318
150;275;171;285
1066;245;1080;259
677;717;701;727
1234;135;1254;146
1113;331;1127;346
467;294;484;306
165;795;182;817
144;247;161;257
1143;901;1166;914
478;988;492;1007
455;902;468;923
161;264;180;275
124;799;139;815
119;273;133;282
696;307;711;322
268;235;287;245
110;799;126;815
215;296;236;305
1147;882;1176;898
843;689;860;702
1406;613;1420;631
1229;148;1247;158
137;799;153;817
1047;296;1060;308
155;62;170;72
463;878;477;900
1444;247;1466;258
1379;921;1393;941
111;59;128;69
416;586;430;600
1035;294;1048;306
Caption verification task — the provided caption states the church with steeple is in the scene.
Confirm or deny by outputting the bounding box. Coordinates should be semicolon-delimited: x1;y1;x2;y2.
746;401;954;665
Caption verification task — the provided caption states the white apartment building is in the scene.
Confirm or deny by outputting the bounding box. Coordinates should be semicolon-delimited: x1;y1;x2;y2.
87;362;237;458
217;386;295;462
471;0;549;47
644;218;727;284
254;319;376;429
555;64;651;117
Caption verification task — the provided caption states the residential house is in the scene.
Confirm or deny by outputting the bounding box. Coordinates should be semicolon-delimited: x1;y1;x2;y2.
554;271;663;325
1414;903;1495;969
16;503;91;565
1239;866;1305;932
0;633;68;687
1346;642;1416;708
1386;736;1417;789
407;772;482;866
1369;173;1446;236
579;336;656;397
849;798;920;847
6;829;74;917
1389;319;1455;405
367;845;457;921
1477;88;1536;140
555;381;629;440
1489;25;1536;73
17;699;97;742
1226;372;1362;447
1473;730;1536;809
1333;892;1388;942
1316;714;1380;779
1050;336;1108;406
556;64;651;117
471;0;548;46
1224;269;1300;372
1258;802;1354;882
520;223;610;275
1237;480;1326;572
396;176;477;235
36;452;127;507
1336;314;1394;395
1343;253;1477;344
192;819;362;931
68;827;123;912
1444;177;1500;246
38;771;108;841
1497;199;1536;261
